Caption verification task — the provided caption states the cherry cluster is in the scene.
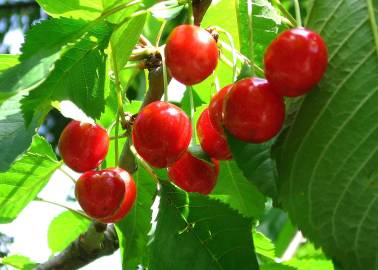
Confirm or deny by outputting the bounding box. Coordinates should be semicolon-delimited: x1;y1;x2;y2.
57;24;327;223
133;24;328;195
58;121;136;223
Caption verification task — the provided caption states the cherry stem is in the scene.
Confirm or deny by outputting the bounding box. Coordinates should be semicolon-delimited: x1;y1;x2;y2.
34;197;92;221
59;167;77;184
188;0;194;25
160;48;169;102
215;27;237;82
188;86;196;144
130;146;160;184
115;115;120;165
110;134;128;140
155;20;167;48
247;0;255;76
219;41;264;75
272;0;296;27
367;0;378;56
292;0;302;27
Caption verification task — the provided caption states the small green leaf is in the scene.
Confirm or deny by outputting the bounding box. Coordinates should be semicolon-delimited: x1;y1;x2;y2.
253;230;276;260
237;0;286;67
148;182;260;270
0;54;19;72
0;135;60;223
150;0;184;20
21;20;112;124
0;18;91;101
48;211;91;254
116;161;156;270
36;0;102;20
227;134;278;198
211;160;266;218
0;90;40;171
111;14;147;71
1;255;38;270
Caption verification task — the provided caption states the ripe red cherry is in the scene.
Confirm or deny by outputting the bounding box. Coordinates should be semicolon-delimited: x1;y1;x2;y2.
58;120;109;172
208;84;233;133
165;24;219;85
264;28;328;97
168;152;219;195
224;78;285;143
197;108;231;160
132;101;192;168
75;167;136;223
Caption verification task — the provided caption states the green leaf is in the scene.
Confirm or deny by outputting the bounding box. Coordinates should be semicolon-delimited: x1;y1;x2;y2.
21;20;112;124
36;0;102;20
48;211;91;254
0;18;91;101
0;255;38;270
276;0;378;269
111;14;147;71
0;90;40;172
116;161;156;270
285;258;334;270
0;135;60;223
260;264;296;270
148;182;260;270
237;0;286;67
211;160;266;218
228;134;278;198
0;54;19;72
253;230;276;260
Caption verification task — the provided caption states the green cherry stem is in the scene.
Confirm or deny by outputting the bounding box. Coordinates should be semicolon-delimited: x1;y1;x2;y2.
156;20;167;47
215;27;237;82
35;197;92;221
59;167;77;184
366;0;378;56
292;0;302;27
188;0;194;25
247;0;255;76
272;0;296;27
130;145;160;183
160;48;169;102
188;86;196;144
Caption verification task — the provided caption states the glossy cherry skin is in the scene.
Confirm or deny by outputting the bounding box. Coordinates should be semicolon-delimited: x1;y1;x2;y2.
168;152;219;195
197;108;232;160
224;78;285;143
165;24;219;85
264;28;328;97
132;101;192;168
58;121;109;172
208;84;233;133
75;167;136;223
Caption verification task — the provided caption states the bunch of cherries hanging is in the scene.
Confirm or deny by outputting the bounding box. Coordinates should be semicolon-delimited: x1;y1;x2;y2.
58;24;328;223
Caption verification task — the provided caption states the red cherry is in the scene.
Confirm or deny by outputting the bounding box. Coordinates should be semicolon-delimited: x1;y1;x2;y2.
165;24;219;85
197;108;232;160
223;78;285;143
208;84;233;133
264;28;328;97
168;151;219;195
132;101;192;168
58;120;109;172
75;167;136;223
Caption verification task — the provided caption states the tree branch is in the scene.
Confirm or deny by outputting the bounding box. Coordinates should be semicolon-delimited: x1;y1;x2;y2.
193;0;212;26
35;223;118;270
